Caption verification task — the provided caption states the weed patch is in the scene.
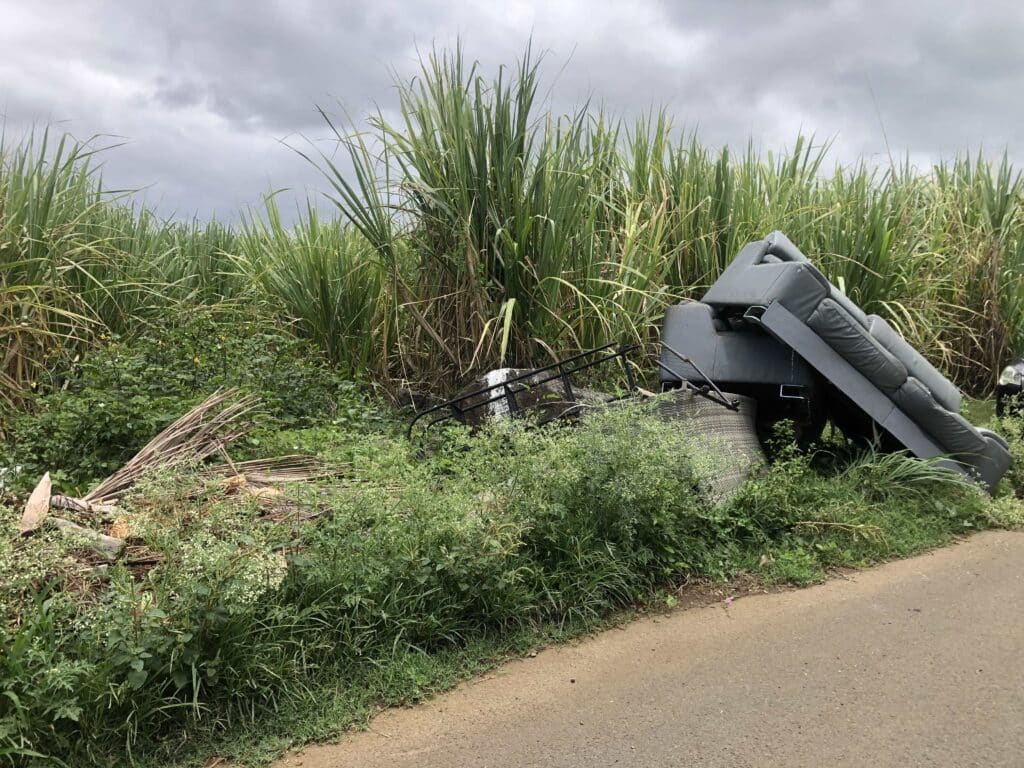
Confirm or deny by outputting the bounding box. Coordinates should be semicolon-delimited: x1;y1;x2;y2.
1;310;382;494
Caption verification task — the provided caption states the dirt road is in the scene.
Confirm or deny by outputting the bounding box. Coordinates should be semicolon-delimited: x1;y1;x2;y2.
278;531;1024;767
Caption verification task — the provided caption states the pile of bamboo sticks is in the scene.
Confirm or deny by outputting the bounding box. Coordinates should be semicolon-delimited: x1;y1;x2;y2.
19;389;339;563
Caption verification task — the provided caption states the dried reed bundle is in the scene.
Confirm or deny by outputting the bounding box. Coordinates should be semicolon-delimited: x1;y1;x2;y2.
82;388;259;505
201;455;342;485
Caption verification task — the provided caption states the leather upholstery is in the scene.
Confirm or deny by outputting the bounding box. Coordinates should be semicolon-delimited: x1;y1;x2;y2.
686;231;1011;490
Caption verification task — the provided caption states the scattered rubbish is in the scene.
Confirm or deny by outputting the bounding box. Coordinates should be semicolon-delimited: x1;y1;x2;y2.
661;230;1011;491
408;343;764;505
12;233;1014;599
646;388;764;505
457;366;617;426
201;455;337;485
49;495;118;515
405;232;1012;504
14;389;340;587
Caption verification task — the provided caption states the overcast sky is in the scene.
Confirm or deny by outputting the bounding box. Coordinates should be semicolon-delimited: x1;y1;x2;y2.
2;0;1022;221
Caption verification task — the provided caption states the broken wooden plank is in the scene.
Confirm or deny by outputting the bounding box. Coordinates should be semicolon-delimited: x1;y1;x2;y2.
19;472;51;535
50;495;119;516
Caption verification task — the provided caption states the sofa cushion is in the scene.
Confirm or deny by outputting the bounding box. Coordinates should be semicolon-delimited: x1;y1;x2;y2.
806;298;908;392
827;288;869;329
868;316;962;413
891;377;987;457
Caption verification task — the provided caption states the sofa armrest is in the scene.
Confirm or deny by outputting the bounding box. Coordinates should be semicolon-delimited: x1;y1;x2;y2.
764;230;808;263
660;301;817;388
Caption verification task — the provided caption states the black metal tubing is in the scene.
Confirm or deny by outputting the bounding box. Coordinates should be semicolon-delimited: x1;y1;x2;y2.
659;341;740;411
407;342;640;440
655;359;740;411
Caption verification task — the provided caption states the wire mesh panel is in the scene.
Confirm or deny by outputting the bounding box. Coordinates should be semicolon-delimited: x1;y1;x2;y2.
648;389;764;505
407;343;638;442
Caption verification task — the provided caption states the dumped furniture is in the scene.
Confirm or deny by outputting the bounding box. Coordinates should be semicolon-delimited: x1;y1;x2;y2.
410;231;1011;495
409;344;765;505
662;231;1011;491
647;388;765;505
407;342;743;440
659;300;825;443
407;343;640;439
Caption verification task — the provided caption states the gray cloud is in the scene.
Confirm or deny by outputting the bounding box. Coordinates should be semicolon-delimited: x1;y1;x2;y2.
2;0;1022;220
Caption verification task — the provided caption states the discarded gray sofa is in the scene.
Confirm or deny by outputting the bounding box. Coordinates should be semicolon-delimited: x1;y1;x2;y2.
659;300;826;441
661;231;1011;491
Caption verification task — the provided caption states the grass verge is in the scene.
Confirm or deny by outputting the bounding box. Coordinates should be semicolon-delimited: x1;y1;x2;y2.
3;403;1022;767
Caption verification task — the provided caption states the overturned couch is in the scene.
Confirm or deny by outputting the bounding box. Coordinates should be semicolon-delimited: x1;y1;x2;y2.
660;231;1011;492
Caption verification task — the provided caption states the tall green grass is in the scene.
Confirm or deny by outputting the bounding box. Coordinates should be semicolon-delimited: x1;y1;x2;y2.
239;197;384;375
317;45;1024;392
4;44;1024;408
318;48;684;384
0;131;251;407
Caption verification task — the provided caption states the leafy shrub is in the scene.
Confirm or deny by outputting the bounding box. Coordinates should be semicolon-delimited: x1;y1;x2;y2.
993;416;1024;498
0;591;95;765
0;506;99;763
3;372;187;493
728;447;992;571
981;494;1024;528
760;546;822;586
1;308;384;493
0;472;295;763
501;409;721;587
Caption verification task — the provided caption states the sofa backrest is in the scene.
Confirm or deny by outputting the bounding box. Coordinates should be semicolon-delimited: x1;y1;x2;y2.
702;236;829;322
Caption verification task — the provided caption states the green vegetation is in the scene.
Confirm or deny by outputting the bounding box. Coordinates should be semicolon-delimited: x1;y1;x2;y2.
4;404;1019;767
3;43;1024;767
4;46;1024;410
0;309;379;494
